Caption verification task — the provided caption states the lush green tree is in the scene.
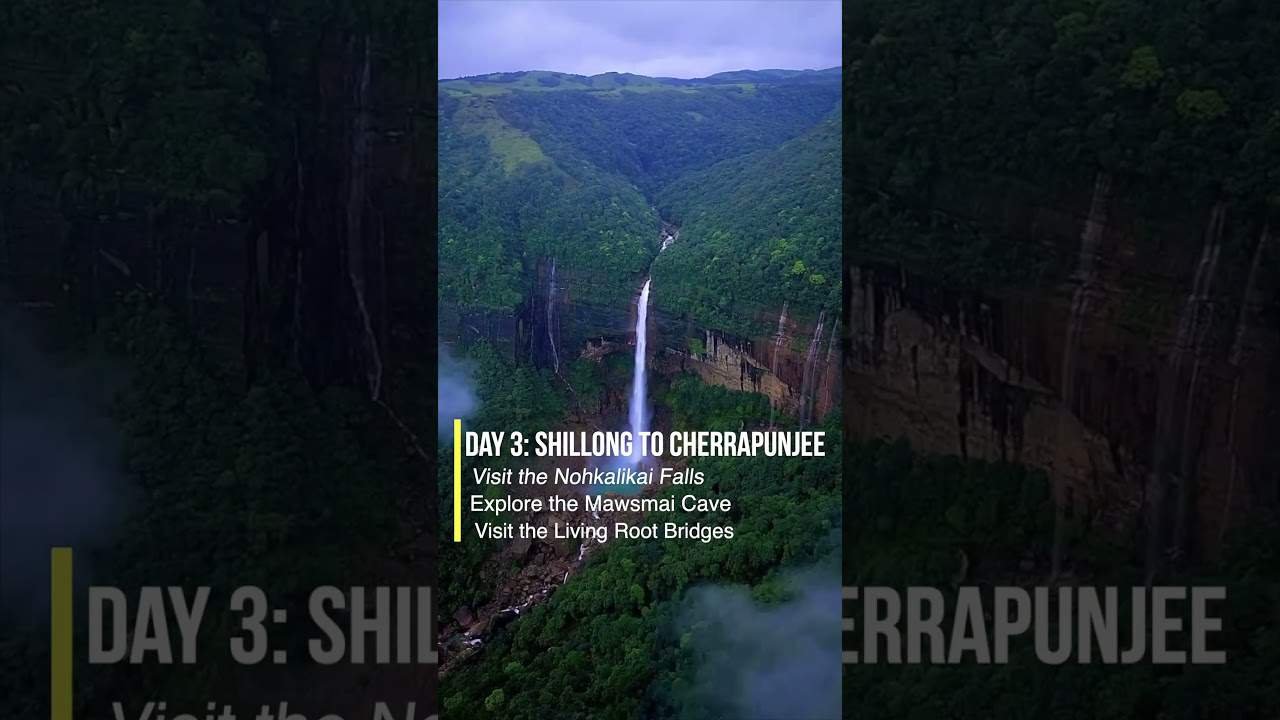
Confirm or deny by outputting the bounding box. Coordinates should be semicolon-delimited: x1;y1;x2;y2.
655;113;841;334
442;381;840;719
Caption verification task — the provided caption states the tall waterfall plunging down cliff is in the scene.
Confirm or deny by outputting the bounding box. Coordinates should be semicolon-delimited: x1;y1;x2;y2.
628;278;652;465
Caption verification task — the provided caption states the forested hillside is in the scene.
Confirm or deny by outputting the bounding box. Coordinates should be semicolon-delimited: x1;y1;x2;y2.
438;99;656;310
443;375;841;719
438;68;841;332
655;113;841;335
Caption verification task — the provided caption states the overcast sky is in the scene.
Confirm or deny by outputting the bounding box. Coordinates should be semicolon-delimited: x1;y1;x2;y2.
439;0;841;80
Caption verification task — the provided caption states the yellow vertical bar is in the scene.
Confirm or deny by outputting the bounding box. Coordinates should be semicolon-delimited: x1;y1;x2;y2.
51;547;72;720
453;418;462;542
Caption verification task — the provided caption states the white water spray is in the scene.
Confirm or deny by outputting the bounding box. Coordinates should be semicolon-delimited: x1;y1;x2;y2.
628;278;652;464
660;226;678;253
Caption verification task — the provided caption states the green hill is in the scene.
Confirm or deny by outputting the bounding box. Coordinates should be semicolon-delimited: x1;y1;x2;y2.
438;68;841;327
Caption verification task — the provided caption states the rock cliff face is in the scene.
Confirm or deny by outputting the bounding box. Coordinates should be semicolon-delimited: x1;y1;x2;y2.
439;259;635;366
653;305;840;423
848;178;1278;564
441;257;840;423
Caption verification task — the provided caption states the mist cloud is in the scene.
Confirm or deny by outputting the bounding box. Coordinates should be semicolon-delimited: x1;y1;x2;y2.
438;342;477;442
676;558;841;719
0;315;128;621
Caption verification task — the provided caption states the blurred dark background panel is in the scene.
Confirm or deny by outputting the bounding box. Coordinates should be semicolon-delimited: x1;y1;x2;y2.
1;1;438;715
842;1;1279;717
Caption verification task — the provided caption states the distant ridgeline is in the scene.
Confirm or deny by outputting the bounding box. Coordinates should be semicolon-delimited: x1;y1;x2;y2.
437;67;841;345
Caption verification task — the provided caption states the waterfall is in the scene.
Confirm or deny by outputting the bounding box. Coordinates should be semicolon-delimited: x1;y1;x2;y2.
1173;204;1226;417
660;224;678;253
1145;202;1227;580
1168;204;1226;376
628;278;652;464
1170;203;1226;561
1051;171;1111;579
770;302;789;374
1220;225;1269;545
821;318;839;410
1060;171;1112;413
766;303;790;427
799;310;827;426
346;35;382;400
547;258;560;373
1229;226;1269;368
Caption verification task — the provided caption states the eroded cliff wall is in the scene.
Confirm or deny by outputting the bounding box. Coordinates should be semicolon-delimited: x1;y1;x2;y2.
441;257;841;423
654;305;840;424
848;180;1278;563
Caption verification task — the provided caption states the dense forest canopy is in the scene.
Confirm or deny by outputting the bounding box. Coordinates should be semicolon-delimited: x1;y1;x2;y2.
849;0;1280;205
655;113;841;334
488;78;841;195
847;0;1280;286
438;68;841;331
443;372;841;719
438;94;657;310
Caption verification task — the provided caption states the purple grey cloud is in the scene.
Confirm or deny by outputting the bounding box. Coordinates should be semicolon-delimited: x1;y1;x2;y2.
439;0;841;80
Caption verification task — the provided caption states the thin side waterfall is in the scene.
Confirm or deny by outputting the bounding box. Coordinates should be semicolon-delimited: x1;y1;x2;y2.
768;303;789;427
799;310;828;426
628;278;652;464
1060;171;1112;413
1170;203;1226;561
1052;170;1110;580
1145;202;1227;581
821;317;839;409
771;302;789;373
1220;224;1269;545
347;35;382;400
547;258;560;373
